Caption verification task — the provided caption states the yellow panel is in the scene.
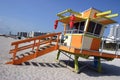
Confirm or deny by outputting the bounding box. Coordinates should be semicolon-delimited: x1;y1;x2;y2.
105;13;119;18
96;10;111;17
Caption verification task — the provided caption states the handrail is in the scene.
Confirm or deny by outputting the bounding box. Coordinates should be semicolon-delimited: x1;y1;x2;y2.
10;32;61;62
101;37;119;56
11;32;61;45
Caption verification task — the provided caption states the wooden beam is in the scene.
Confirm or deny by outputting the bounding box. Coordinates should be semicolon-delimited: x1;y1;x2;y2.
105;14;119;18
96;10;111;17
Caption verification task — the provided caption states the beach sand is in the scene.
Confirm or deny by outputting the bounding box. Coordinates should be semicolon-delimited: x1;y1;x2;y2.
0;36;120;80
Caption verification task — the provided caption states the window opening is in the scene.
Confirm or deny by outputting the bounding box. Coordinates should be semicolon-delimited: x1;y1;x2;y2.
66;21;85;34
87;21;96;34
87;21;103;36
95;23;102;35
79;21;85;33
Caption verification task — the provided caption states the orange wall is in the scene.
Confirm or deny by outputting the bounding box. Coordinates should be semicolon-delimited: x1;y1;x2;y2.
71;35;83;48
90;38;101;50
83;9;91;18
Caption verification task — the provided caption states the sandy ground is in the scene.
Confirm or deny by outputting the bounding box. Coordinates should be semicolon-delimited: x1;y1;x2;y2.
0;36;120;80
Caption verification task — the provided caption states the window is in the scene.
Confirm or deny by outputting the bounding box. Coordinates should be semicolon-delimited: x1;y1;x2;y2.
79;21;85;31
66;21;85;33
73;22;79;33
87;21;96;33
95;24;102;35
87;21;102;36
74;22;79;30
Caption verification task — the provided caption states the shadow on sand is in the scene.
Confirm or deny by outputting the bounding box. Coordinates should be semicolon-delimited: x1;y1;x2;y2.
17;61;65;68
59;60;120;77
16;60;120;77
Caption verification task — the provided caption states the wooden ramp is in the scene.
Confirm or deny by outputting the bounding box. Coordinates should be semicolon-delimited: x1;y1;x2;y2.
6;32;61;65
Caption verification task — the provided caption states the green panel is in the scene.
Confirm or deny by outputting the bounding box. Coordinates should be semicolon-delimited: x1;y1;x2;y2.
84;34;101;39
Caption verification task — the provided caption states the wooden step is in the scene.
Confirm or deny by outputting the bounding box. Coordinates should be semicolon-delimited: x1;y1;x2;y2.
6;44;57;65
10;51;35;60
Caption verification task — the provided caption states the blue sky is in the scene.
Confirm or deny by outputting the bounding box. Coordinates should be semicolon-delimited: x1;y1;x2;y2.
0;0;120;36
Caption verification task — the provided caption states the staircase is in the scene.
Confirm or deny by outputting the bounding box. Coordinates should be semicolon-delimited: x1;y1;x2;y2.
6;32;61;65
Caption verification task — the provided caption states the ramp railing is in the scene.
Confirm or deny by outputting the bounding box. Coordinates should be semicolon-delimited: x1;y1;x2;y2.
100;36;120;57
9;32;61;63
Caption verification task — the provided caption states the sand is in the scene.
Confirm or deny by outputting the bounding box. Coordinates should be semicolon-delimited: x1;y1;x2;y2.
0;36;120;80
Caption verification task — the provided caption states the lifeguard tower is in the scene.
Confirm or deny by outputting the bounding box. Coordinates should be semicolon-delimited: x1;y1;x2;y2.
6;8;120;73
55;8;120;72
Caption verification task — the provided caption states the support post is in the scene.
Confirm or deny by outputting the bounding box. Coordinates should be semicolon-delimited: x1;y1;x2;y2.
34;39;40;58
94;57;102;73
55;34;60;50
74;55;79;73
56;50;61;60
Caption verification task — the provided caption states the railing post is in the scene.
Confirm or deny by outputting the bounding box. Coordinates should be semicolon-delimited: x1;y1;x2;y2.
115;40;119;56
32;40;36;51
50;36;52;44
12;44;18;64
100;38;104;55
34;39;40;58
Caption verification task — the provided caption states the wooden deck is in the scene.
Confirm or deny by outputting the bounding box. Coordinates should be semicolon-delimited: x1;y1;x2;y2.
59;45;120;59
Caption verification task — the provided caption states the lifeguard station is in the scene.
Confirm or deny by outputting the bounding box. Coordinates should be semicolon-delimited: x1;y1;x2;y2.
55;8;120;72
6;8;120;73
